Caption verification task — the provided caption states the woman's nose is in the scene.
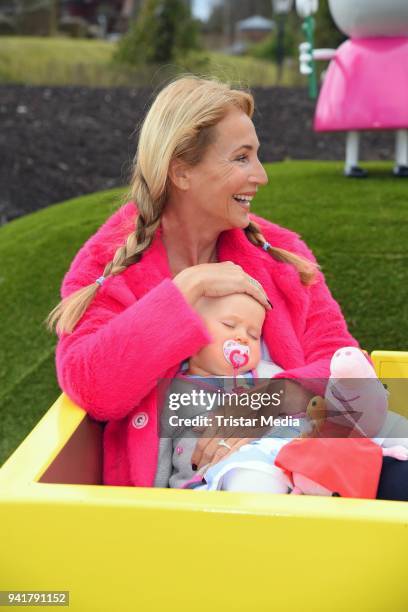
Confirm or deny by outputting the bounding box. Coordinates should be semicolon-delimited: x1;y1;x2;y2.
249;159;268;186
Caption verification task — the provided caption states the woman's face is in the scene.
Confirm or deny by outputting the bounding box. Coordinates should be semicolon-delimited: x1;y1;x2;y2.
179;108;268;231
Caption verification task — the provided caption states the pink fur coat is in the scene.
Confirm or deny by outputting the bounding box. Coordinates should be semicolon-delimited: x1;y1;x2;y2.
56;202;359;487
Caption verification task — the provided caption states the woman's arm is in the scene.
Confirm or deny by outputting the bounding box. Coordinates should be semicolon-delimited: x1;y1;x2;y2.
57;257;271;423
56;279;211;422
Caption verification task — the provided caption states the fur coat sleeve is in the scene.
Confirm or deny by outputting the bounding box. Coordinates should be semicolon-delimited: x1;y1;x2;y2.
55;206;211;422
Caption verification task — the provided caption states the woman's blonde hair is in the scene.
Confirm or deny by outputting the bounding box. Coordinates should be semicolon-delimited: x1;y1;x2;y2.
46;75;318;335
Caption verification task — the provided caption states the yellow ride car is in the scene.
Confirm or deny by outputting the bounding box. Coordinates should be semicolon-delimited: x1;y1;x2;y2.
0;351;407;611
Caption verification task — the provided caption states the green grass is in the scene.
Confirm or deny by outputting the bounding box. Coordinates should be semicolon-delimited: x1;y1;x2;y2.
0;187;126;466
1;160;407;466
0;37;299;87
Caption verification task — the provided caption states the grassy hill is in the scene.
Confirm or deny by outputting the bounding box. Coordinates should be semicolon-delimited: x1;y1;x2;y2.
1;160;407;466
0;36;298;87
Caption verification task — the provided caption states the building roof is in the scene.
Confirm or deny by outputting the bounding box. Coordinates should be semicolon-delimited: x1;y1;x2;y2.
237;15;275;31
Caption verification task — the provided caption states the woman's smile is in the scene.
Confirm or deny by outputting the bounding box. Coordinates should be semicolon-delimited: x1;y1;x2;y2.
232;193;256;211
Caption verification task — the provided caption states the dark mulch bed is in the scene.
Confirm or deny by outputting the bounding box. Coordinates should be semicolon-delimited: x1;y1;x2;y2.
0;84;396;224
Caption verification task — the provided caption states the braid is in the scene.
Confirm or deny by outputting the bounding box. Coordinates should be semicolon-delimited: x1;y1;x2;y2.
244;221;264;248
244;221;320;286
46;167;165;336
104;214;161;278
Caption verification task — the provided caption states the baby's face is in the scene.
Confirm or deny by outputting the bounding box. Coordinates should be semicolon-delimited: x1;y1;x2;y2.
189;293;266;376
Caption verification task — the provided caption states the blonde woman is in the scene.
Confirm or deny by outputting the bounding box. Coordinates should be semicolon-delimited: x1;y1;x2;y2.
47;76;360;489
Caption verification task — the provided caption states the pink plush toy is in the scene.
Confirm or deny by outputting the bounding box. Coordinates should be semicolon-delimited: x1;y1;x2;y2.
326;346;388;438
274;347;408;498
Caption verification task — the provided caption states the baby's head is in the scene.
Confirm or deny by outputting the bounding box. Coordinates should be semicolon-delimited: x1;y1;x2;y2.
187;293;266;376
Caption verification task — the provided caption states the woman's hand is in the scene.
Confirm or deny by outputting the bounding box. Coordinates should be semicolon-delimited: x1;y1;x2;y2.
190;378;313;471
173;262;272;310
189;381;280;471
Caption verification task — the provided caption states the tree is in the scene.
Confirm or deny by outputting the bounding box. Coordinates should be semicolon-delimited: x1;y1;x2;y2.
114;0;200;65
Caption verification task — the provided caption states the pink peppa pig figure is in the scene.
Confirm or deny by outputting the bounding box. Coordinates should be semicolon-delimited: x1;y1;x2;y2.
326;347;408;451
274;347;408;498
297;0;408;178
326;346;388;438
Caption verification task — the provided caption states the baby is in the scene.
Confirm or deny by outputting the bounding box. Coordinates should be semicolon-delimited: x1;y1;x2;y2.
154;293;408;495
154;292;305;492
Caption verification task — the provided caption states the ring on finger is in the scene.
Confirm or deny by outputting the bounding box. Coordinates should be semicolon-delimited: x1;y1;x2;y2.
218;439;232;450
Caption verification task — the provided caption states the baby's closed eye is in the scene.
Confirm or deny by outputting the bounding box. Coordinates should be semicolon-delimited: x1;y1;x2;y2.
221;321;235;328
249;332;260;340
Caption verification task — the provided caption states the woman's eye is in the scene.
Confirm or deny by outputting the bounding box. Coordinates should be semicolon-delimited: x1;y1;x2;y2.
236;155;248;163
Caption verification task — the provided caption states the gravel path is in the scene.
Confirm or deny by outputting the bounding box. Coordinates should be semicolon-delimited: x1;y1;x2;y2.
0;84;396;224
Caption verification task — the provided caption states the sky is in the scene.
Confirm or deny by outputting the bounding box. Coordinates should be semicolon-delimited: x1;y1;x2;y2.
193;0;216;21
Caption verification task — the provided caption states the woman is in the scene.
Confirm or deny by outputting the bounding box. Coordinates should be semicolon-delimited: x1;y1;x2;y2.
47;76;365;490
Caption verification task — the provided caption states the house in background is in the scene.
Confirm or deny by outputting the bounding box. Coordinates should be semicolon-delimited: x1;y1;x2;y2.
63;0;193;35
237;14;275;43
224;14;275;55
0;0;181;37
62;0;141;36
201;1;275;55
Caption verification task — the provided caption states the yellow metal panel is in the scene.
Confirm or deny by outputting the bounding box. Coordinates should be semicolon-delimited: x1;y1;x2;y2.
1;351;408;611
0;490;407;612
371;351;408;417
0;394;85;489
371;350;408;378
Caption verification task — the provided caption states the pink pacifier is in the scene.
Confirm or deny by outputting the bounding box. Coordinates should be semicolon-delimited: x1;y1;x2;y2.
223;339;250;369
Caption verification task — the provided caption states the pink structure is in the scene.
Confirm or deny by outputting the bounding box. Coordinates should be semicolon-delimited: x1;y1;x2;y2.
315;38;408;134
299;0;408;177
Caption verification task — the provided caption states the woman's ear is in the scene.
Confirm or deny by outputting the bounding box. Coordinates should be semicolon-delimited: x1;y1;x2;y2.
168;158;191;191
